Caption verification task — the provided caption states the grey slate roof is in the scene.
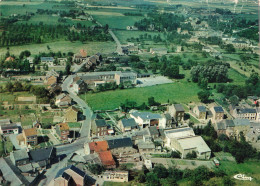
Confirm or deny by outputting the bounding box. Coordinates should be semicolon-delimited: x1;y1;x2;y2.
149;126;159;136
198;106;206;112
236;108;256;114
56;165;85;179
213;106;224;113
0;119;11;125
95;120;107;127
12;149;29;161
121;118;137;128
107;137;133;149
233;119;250;126
174;104;185;112
217;120;235;130
1;123;18;130
29;147;54;162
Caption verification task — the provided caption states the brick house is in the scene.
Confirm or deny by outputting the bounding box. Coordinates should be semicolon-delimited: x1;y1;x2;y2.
91;119;108;137
22;128;38;146
55;93;72;107
56;123;70;141
64;106;79;123
232;107;257;121
45;76;57;86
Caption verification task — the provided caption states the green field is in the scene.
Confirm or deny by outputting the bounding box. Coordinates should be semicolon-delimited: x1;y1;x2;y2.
114;30;164;45
228;68;247;85
0;41;116;57
81;82;201;110
86;8;144;29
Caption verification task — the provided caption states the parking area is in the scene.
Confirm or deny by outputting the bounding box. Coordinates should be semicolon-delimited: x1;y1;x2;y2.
136;76;173;87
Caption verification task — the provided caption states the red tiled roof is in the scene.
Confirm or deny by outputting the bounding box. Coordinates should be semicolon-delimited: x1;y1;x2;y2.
5;57;15;62
89;141;108;153
24;128;37;136
80;49;87;58
57;123;70;131
98;150;116;166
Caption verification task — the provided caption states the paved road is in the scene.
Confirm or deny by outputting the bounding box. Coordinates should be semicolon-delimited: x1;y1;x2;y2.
108;29;123;54
38;154;73;186
71;57;89;73
62;75;92;138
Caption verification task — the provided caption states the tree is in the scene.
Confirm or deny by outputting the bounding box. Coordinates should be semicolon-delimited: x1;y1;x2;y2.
186;151;197;159
225;44;235;53
148;97;160;106
145;172;160;186
197;90;210;103
229;95;239;105
65;62;71;75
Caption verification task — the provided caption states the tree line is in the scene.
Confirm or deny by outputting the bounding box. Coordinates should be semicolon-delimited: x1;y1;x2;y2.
0;21;112;47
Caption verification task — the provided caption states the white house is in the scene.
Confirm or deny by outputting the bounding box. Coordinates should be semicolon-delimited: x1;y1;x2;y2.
130;111;166;129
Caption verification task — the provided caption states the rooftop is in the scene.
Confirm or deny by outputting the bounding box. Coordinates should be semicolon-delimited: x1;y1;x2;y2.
213;106;224;113
173;104;185;112
29;147;54;162
98;151;116;166
121;118;137;128
198;106;206;112
57;123;69;131
12;149;29;161
23;128;37;136
131;111;162;120
177;136;211;153
107;137;133;149
149;126;159;136
95;119;107;127
89;141;109;153
233;119;250;126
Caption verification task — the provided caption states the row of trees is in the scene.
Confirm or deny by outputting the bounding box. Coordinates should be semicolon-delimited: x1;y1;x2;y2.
0;21;112;47
216;72;260;100
135;164;234;186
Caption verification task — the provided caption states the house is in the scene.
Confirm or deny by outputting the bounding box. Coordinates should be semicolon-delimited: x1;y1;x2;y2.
232;40;249;48
22;128;38;146
210;106;224;122
245;123;260;143
100;171;129;182
164;127;195;147
29;147;56;169
10;149;30;166
172;136;211;159
150;48;167;55
46;69;59;79
0;123;19;135
148;126;159;139
130;111;166;129
232;107;257;121
0;119;11;125
48;83;62;95
85;141;109;155
233;119;251;140
107;137;137;157
98;151;116;169
49;165;87;186
118;118;138;132
84;141;116;168
91;119;108;137
72;79;88;94
162;113;173;128
55;93;72;107
5;56;15;62
202;46;212;53
64;106;79;123
41;57;54;66
168;104;185;122
193;106;207;120
56;123;70;141
215;120;235;137
137;135;156;155
73;49;87;63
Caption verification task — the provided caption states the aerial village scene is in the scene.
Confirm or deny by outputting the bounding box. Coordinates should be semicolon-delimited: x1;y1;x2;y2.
0;0;260;185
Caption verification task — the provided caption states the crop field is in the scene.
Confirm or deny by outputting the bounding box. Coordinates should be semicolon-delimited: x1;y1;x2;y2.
0;41;116;57
81;81;201;111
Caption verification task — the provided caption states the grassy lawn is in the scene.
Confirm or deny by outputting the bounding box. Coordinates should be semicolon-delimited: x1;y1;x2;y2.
0;41;116;57
81;82;201;110
228;68;247;85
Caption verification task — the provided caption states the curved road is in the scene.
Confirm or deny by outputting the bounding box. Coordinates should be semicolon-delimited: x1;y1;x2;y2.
62;75;93;138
